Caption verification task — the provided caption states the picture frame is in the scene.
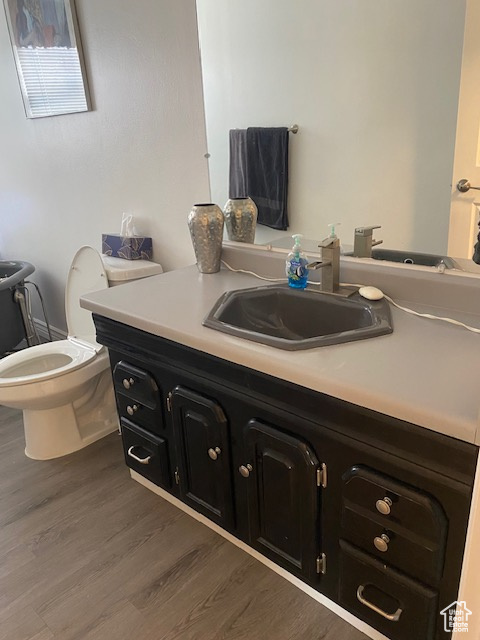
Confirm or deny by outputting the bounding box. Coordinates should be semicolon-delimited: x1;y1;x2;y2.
2;0;91;118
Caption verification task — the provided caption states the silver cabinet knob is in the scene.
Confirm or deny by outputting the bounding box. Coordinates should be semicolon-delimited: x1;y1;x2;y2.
126;404;138;416
123;377;135;390
239;464;253;478
208;447;221;460
376;496;393;515
374;533;390;552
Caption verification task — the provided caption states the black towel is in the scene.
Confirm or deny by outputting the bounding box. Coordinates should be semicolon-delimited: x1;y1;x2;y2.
473;230;480;264
229;127;289;231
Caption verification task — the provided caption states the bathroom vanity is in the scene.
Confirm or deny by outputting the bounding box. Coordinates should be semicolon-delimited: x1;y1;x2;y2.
81;246;480;640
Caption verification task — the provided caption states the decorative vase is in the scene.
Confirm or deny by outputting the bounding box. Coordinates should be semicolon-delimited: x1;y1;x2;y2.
223;197;258;244
188;203;224;273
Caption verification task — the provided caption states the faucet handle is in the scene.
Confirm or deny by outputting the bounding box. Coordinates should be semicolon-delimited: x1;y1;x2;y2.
318;235;340;249
355;225;381;236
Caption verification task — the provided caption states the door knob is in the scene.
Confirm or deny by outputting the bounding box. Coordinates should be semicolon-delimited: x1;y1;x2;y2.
376;496;393;515
374;533;390;552
126;404;138;416
457;179;480;193
239;464;253;478
208;447;221;460
123;377;135;389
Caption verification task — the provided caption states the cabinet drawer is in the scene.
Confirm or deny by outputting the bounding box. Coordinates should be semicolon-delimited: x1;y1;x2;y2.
121;418;170;488
113;361;160;409
339;540;438;640
116;392;164;434
342;466;447;542
341;506;445;584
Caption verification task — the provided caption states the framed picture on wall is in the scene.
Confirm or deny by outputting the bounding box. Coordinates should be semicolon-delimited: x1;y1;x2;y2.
2;0;91;118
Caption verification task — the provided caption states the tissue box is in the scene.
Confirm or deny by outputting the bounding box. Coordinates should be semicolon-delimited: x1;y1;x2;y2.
102;234;153;260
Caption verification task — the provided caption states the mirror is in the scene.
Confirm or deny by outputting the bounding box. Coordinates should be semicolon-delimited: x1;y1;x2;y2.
196;1;475;267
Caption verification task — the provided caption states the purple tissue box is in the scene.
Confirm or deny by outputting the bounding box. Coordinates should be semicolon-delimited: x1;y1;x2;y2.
102;234;153;260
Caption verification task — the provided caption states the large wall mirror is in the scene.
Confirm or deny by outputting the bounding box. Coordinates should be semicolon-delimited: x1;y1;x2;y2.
196;0;480;266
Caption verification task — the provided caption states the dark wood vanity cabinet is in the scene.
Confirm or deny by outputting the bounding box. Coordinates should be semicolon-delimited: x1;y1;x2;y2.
93;315;478;640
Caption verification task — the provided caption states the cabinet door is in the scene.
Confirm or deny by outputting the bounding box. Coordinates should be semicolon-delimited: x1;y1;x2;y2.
245;419;321;582
171;386;234;529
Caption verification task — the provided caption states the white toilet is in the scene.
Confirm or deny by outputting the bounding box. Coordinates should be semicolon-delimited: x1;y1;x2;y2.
0;246;163;460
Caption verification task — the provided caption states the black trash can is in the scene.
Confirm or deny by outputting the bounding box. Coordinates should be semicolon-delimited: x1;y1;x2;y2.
0;261;35;354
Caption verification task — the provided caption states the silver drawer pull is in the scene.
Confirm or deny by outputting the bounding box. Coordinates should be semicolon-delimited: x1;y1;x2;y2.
356;585;402;622
208;447;221;461
123;377;135;389
376;496;393;515
374;533;390;552
239;464;253;478
126;404;139;416
127;446;151;465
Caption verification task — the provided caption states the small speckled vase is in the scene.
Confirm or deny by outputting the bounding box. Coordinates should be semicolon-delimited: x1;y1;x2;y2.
223;197;258;244
188;203;224;273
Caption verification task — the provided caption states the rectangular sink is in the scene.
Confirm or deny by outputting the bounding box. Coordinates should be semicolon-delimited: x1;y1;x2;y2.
203;285;392;350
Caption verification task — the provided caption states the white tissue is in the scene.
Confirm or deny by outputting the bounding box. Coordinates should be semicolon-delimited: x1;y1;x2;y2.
120;213;137;237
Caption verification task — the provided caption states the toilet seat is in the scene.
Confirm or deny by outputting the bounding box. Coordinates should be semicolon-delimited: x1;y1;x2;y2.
0;339;99;387
0;246;109;389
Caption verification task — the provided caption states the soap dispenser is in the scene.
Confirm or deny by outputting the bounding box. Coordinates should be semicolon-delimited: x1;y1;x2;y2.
286;234;309;289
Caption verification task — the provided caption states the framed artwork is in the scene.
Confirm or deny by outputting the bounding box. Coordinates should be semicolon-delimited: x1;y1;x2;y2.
2;0;91;118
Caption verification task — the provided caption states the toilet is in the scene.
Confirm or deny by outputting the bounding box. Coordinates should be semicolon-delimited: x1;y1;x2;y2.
0;246;163;460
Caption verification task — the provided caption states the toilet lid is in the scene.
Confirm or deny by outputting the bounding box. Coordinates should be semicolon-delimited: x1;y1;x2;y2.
65;246;108;346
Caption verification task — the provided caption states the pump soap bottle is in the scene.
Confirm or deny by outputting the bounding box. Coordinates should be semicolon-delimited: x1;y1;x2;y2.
286;234;309;289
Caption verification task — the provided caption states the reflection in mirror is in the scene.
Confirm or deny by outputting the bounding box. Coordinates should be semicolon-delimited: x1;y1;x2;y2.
196;0;473;260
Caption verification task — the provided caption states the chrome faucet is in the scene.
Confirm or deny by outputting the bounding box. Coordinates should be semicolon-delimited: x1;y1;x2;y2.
353;225;383;258
307;235;340;293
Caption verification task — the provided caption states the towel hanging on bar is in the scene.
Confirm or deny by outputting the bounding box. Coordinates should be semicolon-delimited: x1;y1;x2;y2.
229;127;290;231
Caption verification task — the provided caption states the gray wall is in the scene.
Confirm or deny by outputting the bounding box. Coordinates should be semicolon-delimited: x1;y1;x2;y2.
0;0;210;330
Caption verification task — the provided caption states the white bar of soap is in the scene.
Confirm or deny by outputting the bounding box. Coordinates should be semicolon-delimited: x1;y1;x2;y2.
358;286;384;301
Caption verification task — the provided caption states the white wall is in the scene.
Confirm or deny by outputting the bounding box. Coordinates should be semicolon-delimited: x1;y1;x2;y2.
197;0;466;253
0;0;210;330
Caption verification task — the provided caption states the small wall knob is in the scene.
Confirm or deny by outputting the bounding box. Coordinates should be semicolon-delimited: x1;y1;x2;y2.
126;404;138;416
123;377;135;390
374;533;390;552
208;447;221;460
239;464;253;478
376;496;393;515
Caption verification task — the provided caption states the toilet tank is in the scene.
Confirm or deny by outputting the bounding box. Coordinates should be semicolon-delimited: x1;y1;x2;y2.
101;256;163;287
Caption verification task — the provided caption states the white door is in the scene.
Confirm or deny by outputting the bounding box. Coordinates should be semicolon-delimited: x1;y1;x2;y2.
448;0;480;259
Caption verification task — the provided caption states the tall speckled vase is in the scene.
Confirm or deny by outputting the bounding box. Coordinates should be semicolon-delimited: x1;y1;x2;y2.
188;203;224;273
223;197;258;244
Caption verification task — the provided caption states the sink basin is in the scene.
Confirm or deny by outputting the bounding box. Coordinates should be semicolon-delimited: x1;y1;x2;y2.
345;248;462;270
203;285;392;350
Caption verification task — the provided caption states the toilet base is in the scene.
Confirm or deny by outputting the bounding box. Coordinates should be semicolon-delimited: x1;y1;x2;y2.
23;372;118;460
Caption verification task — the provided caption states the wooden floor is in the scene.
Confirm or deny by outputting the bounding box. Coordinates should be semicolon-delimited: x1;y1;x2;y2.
0;405;368;640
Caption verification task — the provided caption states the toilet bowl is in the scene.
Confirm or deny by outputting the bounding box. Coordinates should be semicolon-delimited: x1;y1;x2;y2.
0;246;163;460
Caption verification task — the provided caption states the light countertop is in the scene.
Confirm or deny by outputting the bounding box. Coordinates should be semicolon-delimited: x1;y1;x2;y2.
81;265;480;445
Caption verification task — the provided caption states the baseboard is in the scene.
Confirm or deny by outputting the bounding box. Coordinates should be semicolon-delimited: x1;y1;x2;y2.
131;470;389;640
33;318;67;342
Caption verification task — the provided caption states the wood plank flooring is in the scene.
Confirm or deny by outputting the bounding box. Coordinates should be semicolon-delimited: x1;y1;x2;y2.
0;405;368;640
